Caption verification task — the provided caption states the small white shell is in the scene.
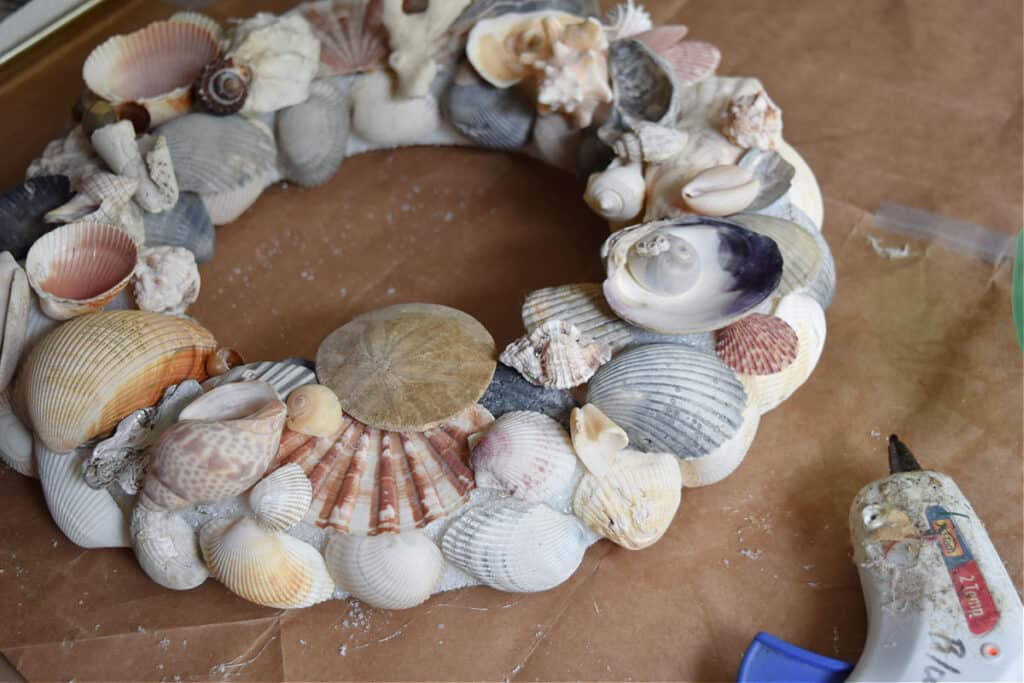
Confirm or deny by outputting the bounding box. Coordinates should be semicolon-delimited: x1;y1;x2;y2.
325;530;444;609
36;442;130;548
569;404;628;477
351;72;441;146
131;506;208;590
441;498;588;593
0;390;34;477
470;411;582;509
584;161;646;221
285;384;344;437
226;13;321;114
90;122;180;213
131;246;200;315
681;164;760;216
499;320;611;389
250;463;313;532
200;516;335;609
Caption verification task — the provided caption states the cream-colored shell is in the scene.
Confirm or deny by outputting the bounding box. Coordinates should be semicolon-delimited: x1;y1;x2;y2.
325;530;444;609
680;164;760;216
203;360;317;400
0;252;29;392
351;72;441;146
17;310;217;453
466;10;583;88
200;516;335;609
584;161;646;221
572;448;681;549
131;506;209;590
0;390;33;477
569;404;628;477
226;13;321;114
250;463;313;532
285;384;343;437
381;0;471;98
90;122;179;213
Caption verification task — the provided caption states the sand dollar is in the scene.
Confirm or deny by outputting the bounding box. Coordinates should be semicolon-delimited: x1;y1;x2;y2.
315;303;497;431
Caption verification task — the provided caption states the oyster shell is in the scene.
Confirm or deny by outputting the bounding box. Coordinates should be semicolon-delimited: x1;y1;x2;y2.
325;529;444;609
499;320;611;389
607;38;676;126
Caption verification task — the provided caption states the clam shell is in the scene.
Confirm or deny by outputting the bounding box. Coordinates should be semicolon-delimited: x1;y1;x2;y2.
715;313;798;376
82;19;220;128
36;442;130;548
272;403;493;535
585;344;749;461
677;383;759;487
745;293;826;414
500;320;611;389
294;0;389;77
203;360;317;400
316;303;496;432
479;362;577;428
572;449;681;549
0;390;34;477
25;222;139;321
276;79;351;188
200;516;334;609
225;13;320;114
143;192;215;263
157;113;278;195
250;463;313;532
569;403;628;477
140;381;287;512
608;38;676;126
441;497;587;592
286;384;344;437
443;67;536;150
325;529;444;609
193;57;251;115
17;310;217;453
0;252;30;392
680;164;760;216
470;411;582;508
131;506;209;590
0;176;73;259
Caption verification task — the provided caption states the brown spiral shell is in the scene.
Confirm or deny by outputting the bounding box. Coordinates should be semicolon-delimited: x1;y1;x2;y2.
193;57;251;115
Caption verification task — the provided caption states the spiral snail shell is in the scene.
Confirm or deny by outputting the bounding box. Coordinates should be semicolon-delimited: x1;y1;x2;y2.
193;57;251;115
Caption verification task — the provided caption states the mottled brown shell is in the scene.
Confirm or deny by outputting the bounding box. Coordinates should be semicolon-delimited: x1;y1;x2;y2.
193;57;251;115
714;313;798;376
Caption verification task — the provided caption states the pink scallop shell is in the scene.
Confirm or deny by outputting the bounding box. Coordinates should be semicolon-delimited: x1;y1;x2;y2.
635;28;720;86
714;313;799;376
295;0;388;77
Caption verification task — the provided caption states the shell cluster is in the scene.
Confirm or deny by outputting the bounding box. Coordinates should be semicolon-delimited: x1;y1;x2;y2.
2;0;832;615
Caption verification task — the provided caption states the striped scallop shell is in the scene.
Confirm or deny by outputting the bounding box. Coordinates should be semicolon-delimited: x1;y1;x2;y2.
272;404;493;535
250;463;313;531
294;0;389;77
745;293;826;414
0;252;29;393
572;449;681;549
0;390;33;477
203;360;317;400
715;313;798;376
276;79;350;188
17;310;217;453
200;516;334;609
325;529;444;609
678;383;759;487
441;498;588;593
470;411;582;509
585;344;748;461
36;442;130;548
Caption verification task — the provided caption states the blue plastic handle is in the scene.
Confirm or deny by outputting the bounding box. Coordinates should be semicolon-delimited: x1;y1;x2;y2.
737;631;853;683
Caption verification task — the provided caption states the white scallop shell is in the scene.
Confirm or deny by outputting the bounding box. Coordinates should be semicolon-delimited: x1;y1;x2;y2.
250;463;313;532
0;390;34;477
325;529;444;609
276;79;351;188
131;506;209;590
226;13;320;114
745;293;826;414
470;411;582;509
200;516;335;609
36;442;130;548
572;449;681;549
0;251;29;392
203;360;317;400
441;497;588;593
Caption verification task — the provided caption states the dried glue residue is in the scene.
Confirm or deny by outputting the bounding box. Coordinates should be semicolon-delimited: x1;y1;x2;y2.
867;235;912;259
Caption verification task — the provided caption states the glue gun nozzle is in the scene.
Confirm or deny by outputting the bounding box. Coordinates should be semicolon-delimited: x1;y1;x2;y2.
888;434;922;474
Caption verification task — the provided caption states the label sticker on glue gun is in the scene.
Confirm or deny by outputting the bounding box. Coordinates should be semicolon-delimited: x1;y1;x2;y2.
926;505;1000;635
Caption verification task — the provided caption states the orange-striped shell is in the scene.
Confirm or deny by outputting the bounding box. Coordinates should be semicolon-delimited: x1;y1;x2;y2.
271;403;493;535
17;310;216;453
714;313;798;376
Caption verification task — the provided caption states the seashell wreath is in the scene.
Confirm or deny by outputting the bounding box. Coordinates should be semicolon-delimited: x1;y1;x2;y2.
0;0;835;611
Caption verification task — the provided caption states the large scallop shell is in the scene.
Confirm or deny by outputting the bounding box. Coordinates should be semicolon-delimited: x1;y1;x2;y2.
572;448;681;549
0;176;73;259
470;410;582;508
200;516;334;609
325;529;444;609
82;19;221;128
714;313;798;376
25;222;139;321
36;442;130;548
441;497;588;593
0;390;34;477
276;79;351;188
131;506;209;590
143;192;215;263
0;252;29;392
294;0;389;77
443;66;536;150
273;403;493;535
250;463;313;532
17;310;217;453
316;303;496;432
602;217;784;334
499;320;611;389
140;381;287;512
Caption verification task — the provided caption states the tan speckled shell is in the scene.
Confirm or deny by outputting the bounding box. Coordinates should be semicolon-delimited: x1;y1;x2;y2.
17;310;217;453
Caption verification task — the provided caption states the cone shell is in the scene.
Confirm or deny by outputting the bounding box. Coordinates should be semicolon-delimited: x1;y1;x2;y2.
715;313;798;376
25;222;139;320
499;320;611;389
140;381;287;512
585;344;749;460
200;516;334;609
0;390;33;477
0;175;74;260
286;384;344;437
0;252;30;392
250;463;313;532
131;506;209;590
325;529;443;609
204;360;317;400
82;19;220;127
36;442;130;548
18;310;216;453
273;403;493;535
470;411;582;508
441;497;587;593
276;79;350;188
569;403;628;477
572;449;681;549
295;0;389;77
